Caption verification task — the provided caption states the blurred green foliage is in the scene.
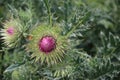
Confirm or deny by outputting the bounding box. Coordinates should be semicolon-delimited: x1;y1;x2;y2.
0;0;120;80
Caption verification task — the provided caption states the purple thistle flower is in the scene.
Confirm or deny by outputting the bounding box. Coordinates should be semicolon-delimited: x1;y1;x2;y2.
7;27;14;35
39;36;56;54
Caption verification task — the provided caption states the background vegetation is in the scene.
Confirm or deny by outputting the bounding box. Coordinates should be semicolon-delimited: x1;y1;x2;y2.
0;0;120;80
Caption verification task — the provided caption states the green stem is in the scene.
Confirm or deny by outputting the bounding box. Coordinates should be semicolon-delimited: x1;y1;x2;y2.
65;12;91;38
64;0;68;25
66;20;83;37
43;0;52;27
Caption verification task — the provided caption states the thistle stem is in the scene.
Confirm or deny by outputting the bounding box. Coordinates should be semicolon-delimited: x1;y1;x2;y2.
43;0;52;27
66;19;83;38
65;12;91;38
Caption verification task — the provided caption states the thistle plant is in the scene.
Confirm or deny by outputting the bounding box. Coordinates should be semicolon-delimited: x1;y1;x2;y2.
0;0;120;80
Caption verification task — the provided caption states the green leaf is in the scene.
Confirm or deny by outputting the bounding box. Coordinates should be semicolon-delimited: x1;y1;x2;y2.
98;19;114;29
4;64;22;73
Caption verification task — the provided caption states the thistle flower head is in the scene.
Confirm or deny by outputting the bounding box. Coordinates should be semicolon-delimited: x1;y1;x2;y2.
1;19;22;47
27;24;68;65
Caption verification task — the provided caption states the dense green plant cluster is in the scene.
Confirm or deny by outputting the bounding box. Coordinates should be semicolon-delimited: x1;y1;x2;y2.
0;0;120;80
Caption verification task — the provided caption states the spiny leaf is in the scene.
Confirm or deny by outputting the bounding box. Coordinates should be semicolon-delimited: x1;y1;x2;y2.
4;63;23;73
